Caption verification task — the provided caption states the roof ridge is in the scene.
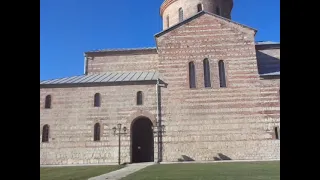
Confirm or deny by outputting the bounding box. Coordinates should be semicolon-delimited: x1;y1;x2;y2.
85;47;157;53
40;71;159;85
40;74;84;83
255;41;280;45
155;11;257;38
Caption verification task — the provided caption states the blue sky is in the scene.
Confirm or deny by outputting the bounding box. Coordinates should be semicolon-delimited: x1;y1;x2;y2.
40;0;280;81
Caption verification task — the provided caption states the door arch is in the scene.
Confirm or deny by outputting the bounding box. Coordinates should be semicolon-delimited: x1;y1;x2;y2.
131;116;154;163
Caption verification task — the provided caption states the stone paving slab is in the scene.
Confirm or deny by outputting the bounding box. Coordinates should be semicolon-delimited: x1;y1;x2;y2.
88;162;156;180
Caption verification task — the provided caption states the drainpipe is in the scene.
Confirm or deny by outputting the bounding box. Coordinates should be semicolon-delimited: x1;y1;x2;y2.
156;78;166;163
84;53;87;75
156;78;160;163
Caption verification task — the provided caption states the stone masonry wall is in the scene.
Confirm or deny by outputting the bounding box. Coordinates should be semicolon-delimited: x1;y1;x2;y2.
86;51;158;74
259;78;280;129
40;84;158;165
155;13;280;162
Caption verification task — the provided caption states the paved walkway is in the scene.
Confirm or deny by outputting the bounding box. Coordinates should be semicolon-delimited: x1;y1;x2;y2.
88;162;156;180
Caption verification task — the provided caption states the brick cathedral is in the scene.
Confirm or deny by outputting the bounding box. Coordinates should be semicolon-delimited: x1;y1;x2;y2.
40;0;280;165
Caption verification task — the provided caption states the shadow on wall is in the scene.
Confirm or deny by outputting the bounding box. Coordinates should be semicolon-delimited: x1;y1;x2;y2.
178;155;195;162
177;153;232;162
213;153;232;161
256;51;280;75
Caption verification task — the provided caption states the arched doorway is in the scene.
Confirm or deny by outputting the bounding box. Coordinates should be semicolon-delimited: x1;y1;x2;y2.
131;117;154;163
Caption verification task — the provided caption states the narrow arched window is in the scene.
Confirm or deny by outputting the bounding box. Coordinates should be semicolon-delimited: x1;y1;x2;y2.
218;60;226;88
42;124;49;142
94;123;100;141
167;15;170;28
197;4;203;12
137;91;143;105
216;6;221;15
189;62;196;88
274;127;280;140
94;93;101;107
179;8;183;22
45;95;51;109
203;58;211;87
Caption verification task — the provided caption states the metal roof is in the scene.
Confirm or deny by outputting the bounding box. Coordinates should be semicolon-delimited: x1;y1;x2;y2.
260;71;280;76
40;71;159;85
255;41;280;45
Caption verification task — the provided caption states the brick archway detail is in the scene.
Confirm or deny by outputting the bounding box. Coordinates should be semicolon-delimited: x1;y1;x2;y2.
126;110;156;127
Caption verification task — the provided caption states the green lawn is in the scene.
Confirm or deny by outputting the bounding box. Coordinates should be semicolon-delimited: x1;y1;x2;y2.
40;165;123;180
121;161;280;180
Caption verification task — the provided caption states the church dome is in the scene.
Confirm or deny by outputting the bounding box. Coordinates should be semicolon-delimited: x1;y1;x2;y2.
160;0;233;30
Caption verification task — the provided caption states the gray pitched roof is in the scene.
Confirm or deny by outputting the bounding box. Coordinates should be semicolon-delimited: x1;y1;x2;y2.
260;71;280;76
255;41;279;45
155;11;257;38
40;71;159;86
256;47;280;77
